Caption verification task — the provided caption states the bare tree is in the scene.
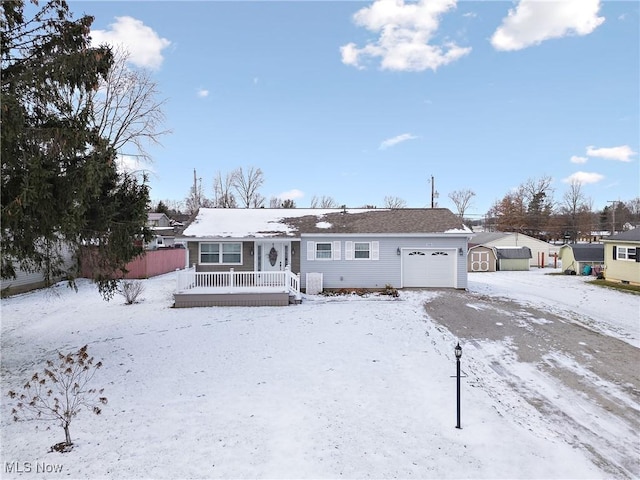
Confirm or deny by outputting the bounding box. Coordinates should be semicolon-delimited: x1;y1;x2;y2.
213;171;238;208
8;346;107;452
310;195;338;208
559;179;591;242
269;197;296;208
448;189;475;218
89;46;170;163
626;197;640;219
249;193;266;209
185;170;212;215
521;175;554;238
233;167;265;208
383;196;407;208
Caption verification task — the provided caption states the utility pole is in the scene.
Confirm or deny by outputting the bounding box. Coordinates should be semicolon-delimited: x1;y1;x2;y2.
429;175;438;208
607;200;619;235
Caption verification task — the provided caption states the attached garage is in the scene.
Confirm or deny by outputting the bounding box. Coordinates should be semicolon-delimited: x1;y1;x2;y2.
402;248;457;287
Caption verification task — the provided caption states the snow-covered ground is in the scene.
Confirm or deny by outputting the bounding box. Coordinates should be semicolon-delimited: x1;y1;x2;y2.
1;268;638;479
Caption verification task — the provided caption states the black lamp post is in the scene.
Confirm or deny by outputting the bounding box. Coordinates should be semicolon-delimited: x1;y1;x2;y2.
455;342;462;429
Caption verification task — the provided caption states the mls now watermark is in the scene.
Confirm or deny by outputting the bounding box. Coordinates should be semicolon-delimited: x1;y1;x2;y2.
5;461;64;474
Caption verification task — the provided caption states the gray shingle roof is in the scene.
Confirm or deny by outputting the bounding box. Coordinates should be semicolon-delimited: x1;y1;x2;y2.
182;208;470;238
566;244;604;262
495;247;532;259
285;208;468;235
604;228;640;242
469;232;509;245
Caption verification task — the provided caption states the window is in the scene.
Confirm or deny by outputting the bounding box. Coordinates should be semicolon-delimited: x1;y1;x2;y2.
222;243;241;263
200;242;242;264
617;246;637;261
316;243;332;260
200;243;219;263
354;242;370;259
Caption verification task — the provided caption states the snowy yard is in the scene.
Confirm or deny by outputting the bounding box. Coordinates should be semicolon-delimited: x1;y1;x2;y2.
1;269;638;479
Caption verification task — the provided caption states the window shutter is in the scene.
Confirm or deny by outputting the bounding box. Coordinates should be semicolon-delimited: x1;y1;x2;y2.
612;246;617;260
372;241;379;260
333;241;341;260
307;241;315;261
345;241;353;260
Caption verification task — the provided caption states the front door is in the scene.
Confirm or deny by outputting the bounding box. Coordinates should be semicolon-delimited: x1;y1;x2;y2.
256;242;289;272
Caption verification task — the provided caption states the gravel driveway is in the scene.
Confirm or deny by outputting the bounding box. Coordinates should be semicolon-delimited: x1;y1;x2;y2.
423;286;640;479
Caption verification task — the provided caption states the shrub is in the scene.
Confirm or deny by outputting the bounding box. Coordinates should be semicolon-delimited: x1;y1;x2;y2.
118;279;144;305
382;284;399;297
7;345;107;452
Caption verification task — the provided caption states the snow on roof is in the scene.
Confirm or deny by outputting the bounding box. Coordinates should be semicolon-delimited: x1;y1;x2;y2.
182;208;470;238
182;208;373;238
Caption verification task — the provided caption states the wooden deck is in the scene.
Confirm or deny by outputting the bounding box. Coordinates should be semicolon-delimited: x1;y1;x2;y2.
174;268;301;307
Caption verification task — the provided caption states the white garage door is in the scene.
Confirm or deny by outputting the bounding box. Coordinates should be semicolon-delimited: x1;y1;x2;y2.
402;249;456;287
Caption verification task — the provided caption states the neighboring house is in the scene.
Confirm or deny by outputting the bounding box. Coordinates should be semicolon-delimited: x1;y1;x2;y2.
1;243;75;297
176;208;472;306
558;244;604;275
1;267;56;297
147;212;179;249
469;232;556;267
495;247;531;271
602;229;640;285
467;245;497;272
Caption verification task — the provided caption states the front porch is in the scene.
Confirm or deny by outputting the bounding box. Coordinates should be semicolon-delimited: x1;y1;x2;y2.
174;267;301;307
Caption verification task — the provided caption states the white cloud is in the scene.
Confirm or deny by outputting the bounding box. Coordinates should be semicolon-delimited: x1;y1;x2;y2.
197;88;209;98
586;145;636;162
562;171;604;185
570;155;588;164
278;189;305;201
116;154;154;175
340;0;471;72
379;133;418;150
491;0;604;51
91;16;171;70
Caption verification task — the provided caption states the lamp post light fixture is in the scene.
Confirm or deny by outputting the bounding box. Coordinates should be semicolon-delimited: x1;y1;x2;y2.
455;342;462;429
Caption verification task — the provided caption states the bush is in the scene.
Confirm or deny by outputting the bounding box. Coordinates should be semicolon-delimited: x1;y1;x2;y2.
118;280;144;304
7;345;107;452
382;284;399;297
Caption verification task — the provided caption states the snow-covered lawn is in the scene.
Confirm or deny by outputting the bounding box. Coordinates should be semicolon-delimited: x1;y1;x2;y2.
1;269;638;479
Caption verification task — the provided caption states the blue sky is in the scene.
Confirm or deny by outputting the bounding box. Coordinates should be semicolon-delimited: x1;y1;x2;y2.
72;0;638;217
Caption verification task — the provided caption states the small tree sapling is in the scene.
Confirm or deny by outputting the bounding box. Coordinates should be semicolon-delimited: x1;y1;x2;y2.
7;345;107;452
118;279;145;305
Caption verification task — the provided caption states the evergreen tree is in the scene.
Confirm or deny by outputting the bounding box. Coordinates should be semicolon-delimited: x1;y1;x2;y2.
1;0;151;299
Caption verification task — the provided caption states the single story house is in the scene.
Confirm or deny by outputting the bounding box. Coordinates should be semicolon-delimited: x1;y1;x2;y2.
469;232;556;267
175;208;472;307
467;245;498;272
558;244;604;275
602;229;640;285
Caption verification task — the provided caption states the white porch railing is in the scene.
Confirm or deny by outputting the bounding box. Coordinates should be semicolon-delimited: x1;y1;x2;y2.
176;266;300;297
